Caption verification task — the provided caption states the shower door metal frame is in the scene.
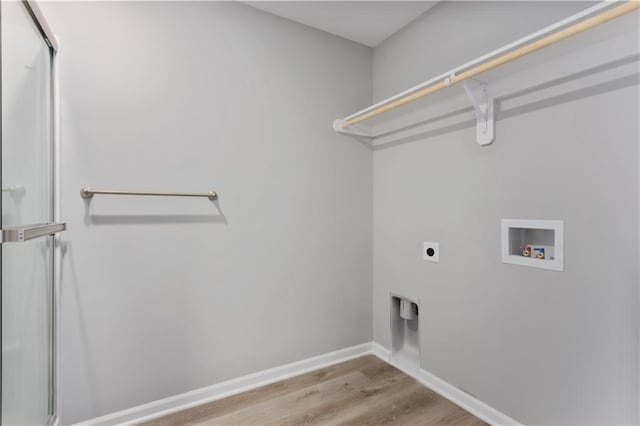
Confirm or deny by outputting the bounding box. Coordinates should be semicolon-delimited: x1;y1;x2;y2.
0;1;60;424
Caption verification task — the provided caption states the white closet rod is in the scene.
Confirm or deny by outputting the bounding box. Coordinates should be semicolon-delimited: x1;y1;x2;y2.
338;0;639;129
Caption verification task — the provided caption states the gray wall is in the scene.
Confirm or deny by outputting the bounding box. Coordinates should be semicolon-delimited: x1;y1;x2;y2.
39;2;373;423
38;1;640;424
372;2;639;425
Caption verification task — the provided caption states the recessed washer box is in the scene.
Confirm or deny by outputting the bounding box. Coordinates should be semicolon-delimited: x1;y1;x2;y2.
501;219;564;271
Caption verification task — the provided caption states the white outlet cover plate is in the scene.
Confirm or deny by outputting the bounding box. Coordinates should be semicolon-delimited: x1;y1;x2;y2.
423;242;439;262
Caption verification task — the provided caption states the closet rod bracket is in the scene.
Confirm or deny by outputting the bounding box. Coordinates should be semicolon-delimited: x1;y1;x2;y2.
332;119;371;138
462;79;494;146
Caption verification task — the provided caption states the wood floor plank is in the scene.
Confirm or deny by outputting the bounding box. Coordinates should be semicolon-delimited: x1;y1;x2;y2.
199;371;372;425
335;380;438;426
145;356;382;426
143;355;488;426
272;364;417;426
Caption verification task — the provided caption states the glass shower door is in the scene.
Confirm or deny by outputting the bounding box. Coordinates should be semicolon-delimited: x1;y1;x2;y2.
1;2;62;424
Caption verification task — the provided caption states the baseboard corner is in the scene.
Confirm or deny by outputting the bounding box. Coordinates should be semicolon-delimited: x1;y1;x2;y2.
371;341;391;362
373;343;520;426
74;341;519;426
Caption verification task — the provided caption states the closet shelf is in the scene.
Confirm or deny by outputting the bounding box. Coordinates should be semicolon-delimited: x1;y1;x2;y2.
333;0;639;146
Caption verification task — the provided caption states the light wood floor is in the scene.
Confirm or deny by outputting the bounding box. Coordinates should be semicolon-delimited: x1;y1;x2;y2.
144;355;487;426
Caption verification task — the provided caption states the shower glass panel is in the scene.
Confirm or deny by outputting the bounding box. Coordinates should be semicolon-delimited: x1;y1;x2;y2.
1;1;55;424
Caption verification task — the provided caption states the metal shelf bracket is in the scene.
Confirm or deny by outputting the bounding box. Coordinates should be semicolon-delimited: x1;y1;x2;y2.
462;79;495;146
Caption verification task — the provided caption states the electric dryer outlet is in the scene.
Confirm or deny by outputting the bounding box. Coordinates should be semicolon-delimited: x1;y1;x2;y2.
423;242;439;262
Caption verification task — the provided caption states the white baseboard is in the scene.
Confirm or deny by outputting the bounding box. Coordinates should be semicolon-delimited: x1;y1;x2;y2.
371;341;391;362
371;344;520;426
77;341;519;426
75;342;373;425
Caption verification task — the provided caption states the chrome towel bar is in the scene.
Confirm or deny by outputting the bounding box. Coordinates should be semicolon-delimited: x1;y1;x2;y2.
81;187;217;200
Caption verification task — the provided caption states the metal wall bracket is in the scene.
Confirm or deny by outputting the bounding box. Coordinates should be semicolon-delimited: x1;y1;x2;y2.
462;79;495;146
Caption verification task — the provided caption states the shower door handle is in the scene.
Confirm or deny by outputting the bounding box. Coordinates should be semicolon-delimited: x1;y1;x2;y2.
0;222;66;243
